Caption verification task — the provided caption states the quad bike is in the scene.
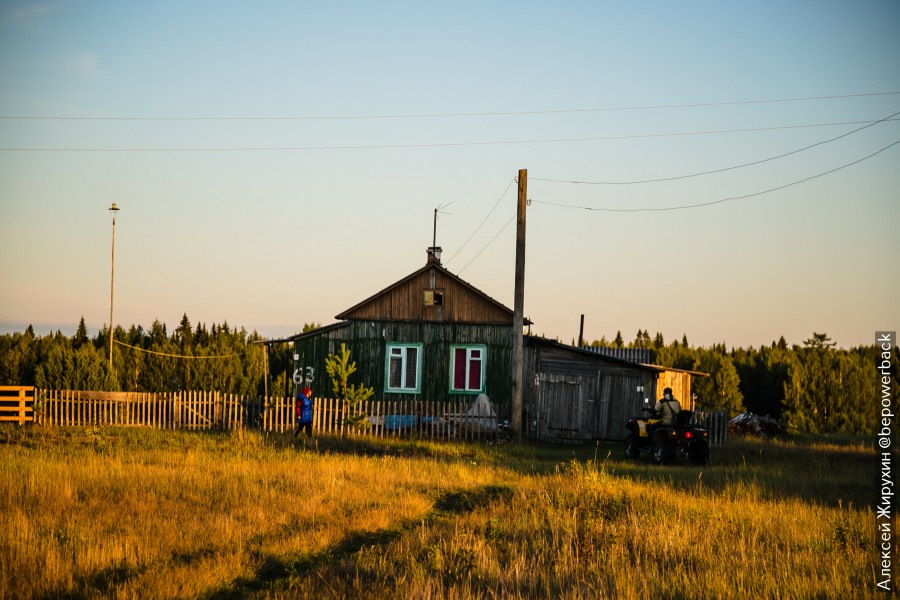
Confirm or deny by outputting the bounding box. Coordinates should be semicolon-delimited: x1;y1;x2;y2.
624;401;710;465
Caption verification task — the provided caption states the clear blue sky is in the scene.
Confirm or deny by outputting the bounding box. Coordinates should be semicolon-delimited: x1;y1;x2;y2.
1;1;898;349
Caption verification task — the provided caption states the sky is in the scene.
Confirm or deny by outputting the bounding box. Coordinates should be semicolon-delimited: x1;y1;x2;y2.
1;1;898;349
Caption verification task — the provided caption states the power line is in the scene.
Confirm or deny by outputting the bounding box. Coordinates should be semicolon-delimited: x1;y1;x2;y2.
532;109;900;186
2;91;897;121
458;216;516;274
3;117;899;153
531;140;900;213
444;177;515;265
113;339;240;359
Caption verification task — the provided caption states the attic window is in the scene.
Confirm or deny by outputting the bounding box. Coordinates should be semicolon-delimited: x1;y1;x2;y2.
424;289;444;306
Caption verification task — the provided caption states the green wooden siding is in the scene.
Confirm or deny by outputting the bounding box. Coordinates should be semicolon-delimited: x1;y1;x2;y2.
293;321;513;417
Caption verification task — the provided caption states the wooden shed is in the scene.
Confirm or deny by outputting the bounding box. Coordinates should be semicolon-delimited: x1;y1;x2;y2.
524;337;702;441
290;249;519;417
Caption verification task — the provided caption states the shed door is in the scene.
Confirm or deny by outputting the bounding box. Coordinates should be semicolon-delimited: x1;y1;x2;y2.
536;373;584;440
605;375;646;441
596;374;612;438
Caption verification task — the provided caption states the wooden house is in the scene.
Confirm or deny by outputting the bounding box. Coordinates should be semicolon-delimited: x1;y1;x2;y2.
290;248;519;417
288;247;702;440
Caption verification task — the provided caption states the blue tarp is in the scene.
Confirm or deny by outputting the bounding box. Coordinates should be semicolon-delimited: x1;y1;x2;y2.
377;414;437;430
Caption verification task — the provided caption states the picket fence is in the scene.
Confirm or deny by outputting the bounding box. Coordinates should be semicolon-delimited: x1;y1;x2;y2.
12;389;729;446
34;389;501;441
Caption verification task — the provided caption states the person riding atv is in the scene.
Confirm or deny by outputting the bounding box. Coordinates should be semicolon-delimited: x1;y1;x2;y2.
624;388;709;465
655;387;682;425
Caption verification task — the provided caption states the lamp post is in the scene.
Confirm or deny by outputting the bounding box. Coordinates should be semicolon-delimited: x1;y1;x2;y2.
108;203;120;371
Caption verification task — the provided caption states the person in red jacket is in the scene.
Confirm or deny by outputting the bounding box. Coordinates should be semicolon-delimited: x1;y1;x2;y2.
293;387;314;438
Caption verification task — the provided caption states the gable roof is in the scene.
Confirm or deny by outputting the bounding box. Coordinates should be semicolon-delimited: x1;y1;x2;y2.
335;262;518;325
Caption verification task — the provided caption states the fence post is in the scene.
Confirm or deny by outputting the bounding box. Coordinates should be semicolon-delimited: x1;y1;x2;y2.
17;388;25;425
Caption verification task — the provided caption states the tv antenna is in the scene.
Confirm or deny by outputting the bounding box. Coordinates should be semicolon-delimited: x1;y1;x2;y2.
432;202;453;248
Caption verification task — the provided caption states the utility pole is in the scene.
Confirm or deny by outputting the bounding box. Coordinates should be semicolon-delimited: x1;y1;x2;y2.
511;169;527;440
108;203;120;372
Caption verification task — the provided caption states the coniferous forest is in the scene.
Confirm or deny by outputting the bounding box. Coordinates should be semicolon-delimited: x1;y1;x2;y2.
0;315;298;401
0;318;895;436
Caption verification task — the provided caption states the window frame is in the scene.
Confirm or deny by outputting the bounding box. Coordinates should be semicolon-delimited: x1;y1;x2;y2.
384;342;423;394
449;344;487;394
423;289;444;306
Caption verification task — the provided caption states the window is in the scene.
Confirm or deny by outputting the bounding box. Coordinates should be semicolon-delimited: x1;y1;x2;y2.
424;289;444;306
385;343;422;393
450;345;486;393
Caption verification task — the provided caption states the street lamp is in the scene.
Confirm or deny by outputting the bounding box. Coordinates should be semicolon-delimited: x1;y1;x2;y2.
108;203;120;371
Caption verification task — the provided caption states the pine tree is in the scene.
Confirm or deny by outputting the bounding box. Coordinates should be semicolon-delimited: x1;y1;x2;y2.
692;349;744;414
194;323;209;346
803;332;836;349
175;314;193;347
74;317;89;349
613;331;624;348
149;320;167;345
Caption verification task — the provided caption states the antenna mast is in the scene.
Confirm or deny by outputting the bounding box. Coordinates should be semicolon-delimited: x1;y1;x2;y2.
432;202;452;248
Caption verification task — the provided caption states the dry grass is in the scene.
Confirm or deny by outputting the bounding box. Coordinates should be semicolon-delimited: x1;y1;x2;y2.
0;426;878;599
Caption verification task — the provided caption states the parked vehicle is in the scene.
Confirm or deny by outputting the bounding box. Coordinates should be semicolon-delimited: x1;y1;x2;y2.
624;401;710;465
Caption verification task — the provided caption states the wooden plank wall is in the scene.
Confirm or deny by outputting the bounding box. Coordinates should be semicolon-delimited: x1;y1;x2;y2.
341;267;513;324
293;320;514;417
523;342;658;441
655;371;693;410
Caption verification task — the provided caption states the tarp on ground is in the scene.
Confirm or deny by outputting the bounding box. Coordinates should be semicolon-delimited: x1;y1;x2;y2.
442;394;499;433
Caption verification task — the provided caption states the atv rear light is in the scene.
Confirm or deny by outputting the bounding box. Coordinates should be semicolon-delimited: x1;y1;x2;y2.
683;431;694;440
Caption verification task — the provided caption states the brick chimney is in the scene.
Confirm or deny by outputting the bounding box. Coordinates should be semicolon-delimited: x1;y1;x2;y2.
426;246;442;265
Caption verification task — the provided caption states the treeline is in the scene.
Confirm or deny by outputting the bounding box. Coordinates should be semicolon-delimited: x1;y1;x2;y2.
1;320;895;436
589;330;897;436
0;315;296;397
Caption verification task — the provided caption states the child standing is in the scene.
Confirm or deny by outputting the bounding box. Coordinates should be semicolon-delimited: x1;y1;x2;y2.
293;387;314;437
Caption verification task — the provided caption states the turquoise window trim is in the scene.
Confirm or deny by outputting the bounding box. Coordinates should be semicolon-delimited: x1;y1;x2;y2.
384;342;423;394
448;344;487;394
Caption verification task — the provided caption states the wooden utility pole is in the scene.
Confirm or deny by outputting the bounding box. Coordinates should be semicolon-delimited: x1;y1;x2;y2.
108;203;119;372
511;169;527;440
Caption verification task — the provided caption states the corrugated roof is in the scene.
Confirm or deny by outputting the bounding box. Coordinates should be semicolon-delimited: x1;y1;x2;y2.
527;336;708;376
526;336;660;371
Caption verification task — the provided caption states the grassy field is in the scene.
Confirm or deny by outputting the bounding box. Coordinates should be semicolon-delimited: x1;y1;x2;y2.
0;426;878;599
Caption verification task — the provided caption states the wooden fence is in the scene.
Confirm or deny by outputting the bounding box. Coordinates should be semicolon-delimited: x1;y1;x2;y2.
0;386;35;425
691;410;729;446
30;390;500;441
